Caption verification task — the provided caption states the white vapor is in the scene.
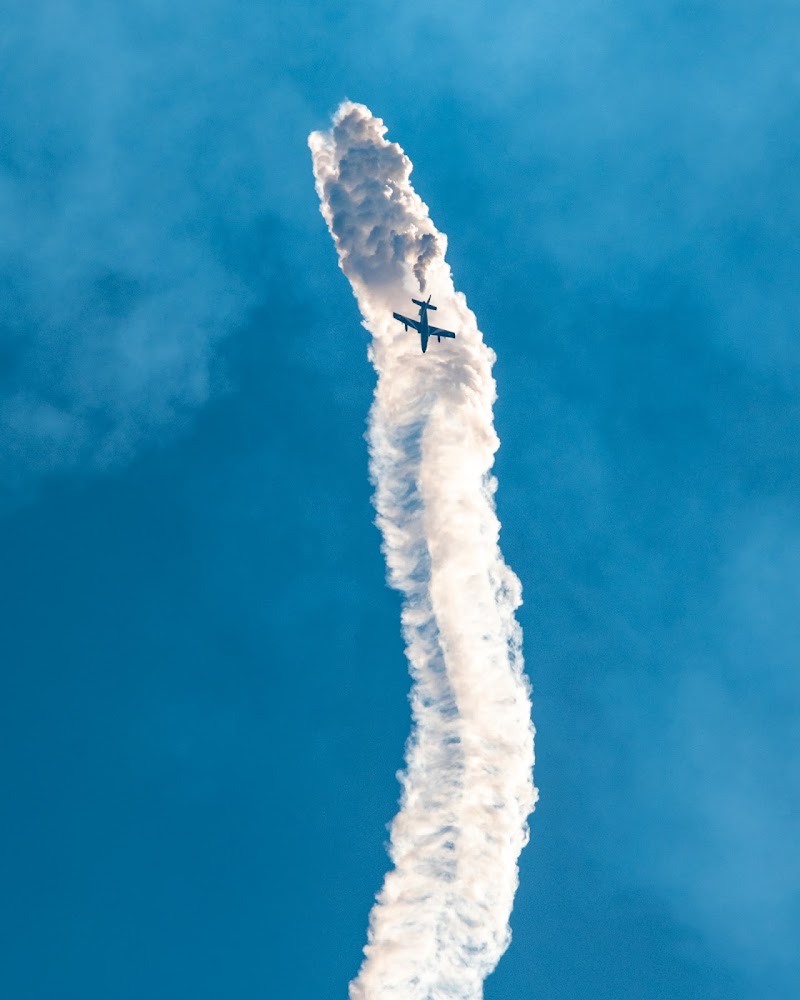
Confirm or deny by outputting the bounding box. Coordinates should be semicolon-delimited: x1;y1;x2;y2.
309;103;537;1000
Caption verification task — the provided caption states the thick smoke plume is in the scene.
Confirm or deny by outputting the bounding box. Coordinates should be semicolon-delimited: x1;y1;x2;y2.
309;103;536;1000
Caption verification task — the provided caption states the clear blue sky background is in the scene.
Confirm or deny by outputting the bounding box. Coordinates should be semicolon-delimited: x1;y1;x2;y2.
2;2;799;998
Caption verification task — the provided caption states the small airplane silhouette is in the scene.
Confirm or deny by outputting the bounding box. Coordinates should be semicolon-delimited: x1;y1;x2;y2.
392;295;457;353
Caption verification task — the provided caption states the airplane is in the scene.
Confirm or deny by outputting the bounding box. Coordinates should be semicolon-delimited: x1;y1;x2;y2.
392;295;457;353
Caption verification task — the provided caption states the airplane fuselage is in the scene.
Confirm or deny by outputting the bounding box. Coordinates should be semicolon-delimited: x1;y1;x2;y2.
417;305;431;352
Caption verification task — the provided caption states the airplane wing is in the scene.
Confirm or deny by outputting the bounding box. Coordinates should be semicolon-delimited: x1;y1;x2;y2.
393;312;421;332
429;326;456;339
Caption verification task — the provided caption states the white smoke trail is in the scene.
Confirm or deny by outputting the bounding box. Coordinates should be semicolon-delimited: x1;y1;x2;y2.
309;103;537;1000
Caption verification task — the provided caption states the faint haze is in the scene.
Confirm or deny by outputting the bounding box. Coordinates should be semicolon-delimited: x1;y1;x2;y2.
0;2;315;505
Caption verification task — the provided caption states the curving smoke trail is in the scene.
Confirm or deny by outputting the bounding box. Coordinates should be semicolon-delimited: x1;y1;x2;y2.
309;103;537;1000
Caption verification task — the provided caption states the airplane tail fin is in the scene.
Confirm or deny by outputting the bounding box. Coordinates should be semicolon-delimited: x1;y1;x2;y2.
412;297;437;311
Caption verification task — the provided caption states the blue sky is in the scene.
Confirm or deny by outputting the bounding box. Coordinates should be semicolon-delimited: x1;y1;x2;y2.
2;2;799;998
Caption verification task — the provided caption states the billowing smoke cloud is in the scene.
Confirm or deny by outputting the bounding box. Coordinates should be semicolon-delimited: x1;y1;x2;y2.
310;103;537;999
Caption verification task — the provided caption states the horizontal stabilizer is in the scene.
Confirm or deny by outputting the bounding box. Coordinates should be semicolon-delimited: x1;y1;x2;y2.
412;298;436;310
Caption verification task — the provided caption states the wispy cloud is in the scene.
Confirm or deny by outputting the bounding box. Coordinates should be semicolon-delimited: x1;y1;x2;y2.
0;3;313;508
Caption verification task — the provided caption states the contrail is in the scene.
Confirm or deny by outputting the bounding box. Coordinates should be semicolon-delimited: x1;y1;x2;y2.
309;102;537;1000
